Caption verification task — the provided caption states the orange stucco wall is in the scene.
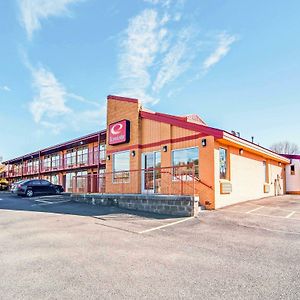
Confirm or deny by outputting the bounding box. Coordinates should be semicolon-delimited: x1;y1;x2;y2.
105;96;217;207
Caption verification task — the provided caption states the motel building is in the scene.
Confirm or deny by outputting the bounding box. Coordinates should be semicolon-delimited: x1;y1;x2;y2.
282;154;300;195
3;95;291;210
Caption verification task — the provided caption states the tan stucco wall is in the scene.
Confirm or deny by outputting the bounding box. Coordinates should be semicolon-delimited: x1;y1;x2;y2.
214;146;284;209
286;158;300;193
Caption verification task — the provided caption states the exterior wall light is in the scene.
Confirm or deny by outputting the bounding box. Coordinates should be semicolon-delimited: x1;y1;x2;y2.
163;145;168;152
202;138;207;147
239;149;244;155
107;155;111;161
279;162;282;166
80;141;83;145
131;150;136;157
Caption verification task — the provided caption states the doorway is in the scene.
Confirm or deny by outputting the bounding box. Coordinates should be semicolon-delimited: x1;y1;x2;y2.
141;152;161;194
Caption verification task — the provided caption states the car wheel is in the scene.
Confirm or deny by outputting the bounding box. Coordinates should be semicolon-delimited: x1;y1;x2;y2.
26;189;34;197
55;187;61;194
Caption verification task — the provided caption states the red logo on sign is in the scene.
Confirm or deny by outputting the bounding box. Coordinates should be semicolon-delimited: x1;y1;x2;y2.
109;120;130;145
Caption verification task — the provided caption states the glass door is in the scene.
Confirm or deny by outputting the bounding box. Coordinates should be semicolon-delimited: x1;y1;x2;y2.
142;152;161;193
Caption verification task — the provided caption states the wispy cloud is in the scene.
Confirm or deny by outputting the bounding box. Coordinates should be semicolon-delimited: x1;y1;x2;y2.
29;66;71;123
118;9;167;104
18;0;83;39
152;27;192;93
202;33;237;72
117;3;237;104
0;85;11;92
27;63;104;134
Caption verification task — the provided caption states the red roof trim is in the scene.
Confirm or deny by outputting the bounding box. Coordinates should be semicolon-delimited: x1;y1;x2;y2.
154;112;187;122
281;154;300;160
3;130;106;164
140;111;223;139
106;133;204;154
107;95;139;104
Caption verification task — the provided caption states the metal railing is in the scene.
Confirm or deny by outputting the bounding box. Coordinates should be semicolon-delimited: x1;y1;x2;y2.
7;149;106;177
67;164;202;196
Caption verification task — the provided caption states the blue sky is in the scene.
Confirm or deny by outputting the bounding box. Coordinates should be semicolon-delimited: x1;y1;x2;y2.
1;0;300;161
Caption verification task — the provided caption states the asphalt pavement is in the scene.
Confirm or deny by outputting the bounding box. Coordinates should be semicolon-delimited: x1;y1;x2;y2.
0;192;299;299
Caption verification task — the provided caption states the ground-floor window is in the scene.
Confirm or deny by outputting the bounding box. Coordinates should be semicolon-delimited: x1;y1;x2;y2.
76;170;88;192
172;147;199;180
66;172;76;192
219;148;228;179
113;151;130;183
51;174;59;185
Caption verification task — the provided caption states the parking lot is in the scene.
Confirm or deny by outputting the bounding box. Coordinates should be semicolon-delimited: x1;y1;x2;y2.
0;192;299;299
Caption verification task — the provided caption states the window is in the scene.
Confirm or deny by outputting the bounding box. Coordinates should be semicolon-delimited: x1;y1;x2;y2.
44;156;51;170
40;180;51;185
66;150;76;166
51;174;59;185
76;170;88;192
51;153;60;169
27;160;33;173
99;143;106;161
113;151;130;183
219;148;227;179
291;165;295;175
33;159;39;172
66;172;76;192
172;147;199;180
77;147;88;164
263;161;268;182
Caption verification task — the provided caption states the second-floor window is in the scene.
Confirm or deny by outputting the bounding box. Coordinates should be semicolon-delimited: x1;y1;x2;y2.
77;147;88;164
28;160;33;172
44;156;51;169
51;154;60;168
99;143;106;161
66;150;76;166
33;159;39;171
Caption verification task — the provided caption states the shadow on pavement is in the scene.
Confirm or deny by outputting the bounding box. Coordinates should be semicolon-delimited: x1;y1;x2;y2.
0;192;178;220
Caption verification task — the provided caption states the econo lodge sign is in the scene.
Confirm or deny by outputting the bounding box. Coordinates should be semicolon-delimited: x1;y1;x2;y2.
108;119;130;145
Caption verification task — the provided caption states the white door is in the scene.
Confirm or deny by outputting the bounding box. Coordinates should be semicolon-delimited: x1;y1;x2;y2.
141;152;161;193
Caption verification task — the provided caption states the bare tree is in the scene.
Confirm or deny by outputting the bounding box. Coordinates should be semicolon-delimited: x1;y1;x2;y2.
270;141;299;154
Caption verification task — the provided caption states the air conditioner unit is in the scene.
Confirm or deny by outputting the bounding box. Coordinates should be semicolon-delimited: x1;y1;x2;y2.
264;183;270;193
220;180;232;194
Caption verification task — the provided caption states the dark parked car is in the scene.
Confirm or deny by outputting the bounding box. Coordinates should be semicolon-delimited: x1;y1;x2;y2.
14;179;64;197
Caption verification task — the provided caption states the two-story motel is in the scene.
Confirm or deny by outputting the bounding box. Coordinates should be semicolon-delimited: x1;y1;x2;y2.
3;95;290;209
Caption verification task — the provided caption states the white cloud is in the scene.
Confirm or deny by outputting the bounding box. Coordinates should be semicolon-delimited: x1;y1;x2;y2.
144;0;171;7
202;33;237;71
28;64;104;134
19;0;82;39
30;66;71;123
117;6;237;102
0;86;11;92
118;9;168;104
152;27;192;92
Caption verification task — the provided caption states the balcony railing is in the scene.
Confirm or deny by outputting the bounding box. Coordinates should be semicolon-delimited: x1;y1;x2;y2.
6;149;106;178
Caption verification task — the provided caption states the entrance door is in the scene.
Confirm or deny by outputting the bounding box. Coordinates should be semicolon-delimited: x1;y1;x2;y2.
142;152;161;193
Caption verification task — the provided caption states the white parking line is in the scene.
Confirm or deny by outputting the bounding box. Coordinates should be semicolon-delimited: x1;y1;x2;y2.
31;200;71;207
246;206;264;214
34;199;54;204
222;209;300;221
285;211;296;219
139;217;194;234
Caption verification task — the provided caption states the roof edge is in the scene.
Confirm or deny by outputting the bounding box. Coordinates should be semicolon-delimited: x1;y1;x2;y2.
222;132;290;163
107;95;139;103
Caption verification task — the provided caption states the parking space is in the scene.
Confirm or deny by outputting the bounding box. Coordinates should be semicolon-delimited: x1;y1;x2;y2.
222;195;300;221
1;191;300;299
0;192;196;234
